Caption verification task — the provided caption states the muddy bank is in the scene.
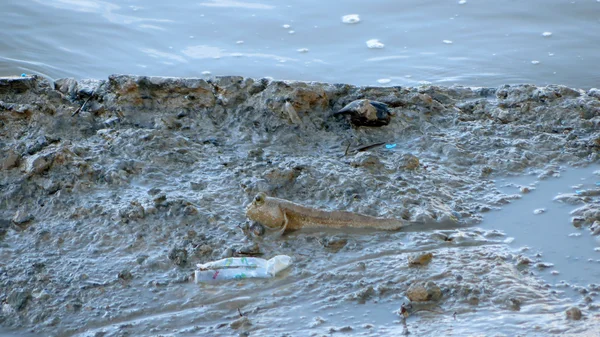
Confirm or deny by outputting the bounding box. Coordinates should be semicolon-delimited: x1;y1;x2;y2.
1;75;600;336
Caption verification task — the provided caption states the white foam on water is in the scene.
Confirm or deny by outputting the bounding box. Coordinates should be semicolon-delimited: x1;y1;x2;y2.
297;48;309;53
236;40;244;44
366;39;385;49
542;31;553;37
282;24;291;29
531;60;540;64
341;14;360;24
377;78;391;84
443;39;453;44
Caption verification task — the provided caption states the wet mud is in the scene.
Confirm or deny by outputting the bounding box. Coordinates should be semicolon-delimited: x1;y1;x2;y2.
1;75;600;336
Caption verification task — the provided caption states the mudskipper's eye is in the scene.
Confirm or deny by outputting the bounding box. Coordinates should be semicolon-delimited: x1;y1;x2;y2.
254;193;265;205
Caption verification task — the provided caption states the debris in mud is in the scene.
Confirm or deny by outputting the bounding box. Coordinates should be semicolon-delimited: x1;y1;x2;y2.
406;281;442;302
195;255;292;283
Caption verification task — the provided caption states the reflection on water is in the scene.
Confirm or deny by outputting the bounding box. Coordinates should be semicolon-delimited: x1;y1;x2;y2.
1;0;599;87
490;166;600;296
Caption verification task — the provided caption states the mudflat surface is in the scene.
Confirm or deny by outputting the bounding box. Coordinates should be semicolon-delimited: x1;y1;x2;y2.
1;75;600;336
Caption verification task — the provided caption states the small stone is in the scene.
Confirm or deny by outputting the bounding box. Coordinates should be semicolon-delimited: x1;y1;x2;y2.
402;154;420;170
467;295;479;305
572;217;585;228
1;150;20;170
118;269;133;281
168;247;188;266
406;281;442;302
183;205;198;216
535;262;554;269
507;298;521;311
319;237;348;253
590;221;600;235
147;187;162;196
12;210;34;225
350;152;384;170
408;252;433;266
229;316;251;329
517;256;531;266
565;306;582;320
533;208;545;215
236;243;261;256
519;186;532;193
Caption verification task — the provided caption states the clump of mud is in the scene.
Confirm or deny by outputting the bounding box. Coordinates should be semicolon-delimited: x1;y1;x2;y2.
1;75;599;336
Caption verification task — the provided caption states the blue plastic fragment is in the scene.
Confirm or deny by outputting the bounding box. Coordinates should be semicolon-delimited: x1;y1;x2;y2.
575;190;583;195
20;73;27;77
385;143;397;149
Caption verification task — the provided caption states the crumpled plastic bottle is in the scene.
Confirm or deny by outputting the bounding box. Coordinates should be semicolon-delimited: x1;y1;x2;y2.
194;255;292;283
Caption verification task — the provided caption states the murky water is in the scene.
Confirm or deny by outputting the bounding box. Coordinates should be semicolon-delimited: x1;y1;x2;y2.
2;0;600;87
491;167;600;298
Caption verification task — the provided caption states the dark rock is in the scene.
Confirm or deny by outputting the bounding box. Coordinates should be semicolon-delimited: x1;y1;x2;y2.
334;99;391;127
118;269;133;281
168;247;188;266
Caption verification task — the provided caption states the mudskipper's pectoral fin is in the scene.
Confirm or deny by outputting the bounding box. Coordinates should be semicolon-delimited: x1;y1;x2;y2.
274;211;289;237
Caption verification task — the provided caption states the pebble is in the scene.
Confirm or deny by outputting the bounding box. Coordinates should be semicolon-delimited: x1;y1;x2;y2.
167;247;188;266
408;252;433;266
1;150;20;170
406;281;442;302
118;269;133;281
565;306;582;320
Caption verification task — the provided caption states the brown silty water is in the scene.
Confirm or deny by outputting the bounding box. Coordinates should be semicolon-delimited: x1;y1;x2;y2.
1;75;600;336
